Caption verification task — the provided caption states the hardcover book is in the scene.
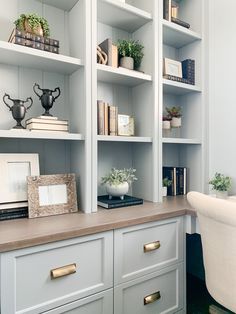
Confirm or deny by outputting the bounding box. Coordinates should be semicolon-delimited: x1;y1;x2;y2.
99;38;118;67
98;195;143;209
163;0;172;21
171;17;190;29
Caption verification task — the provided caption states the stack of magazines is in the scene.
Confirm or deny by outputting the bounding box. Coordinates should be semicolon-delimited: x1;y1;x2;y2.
0;203;28;221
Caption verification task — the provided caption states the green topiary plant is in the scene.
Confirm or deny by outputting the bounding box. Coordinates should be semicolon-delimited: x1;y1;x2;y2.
163;177;172;187
166;106;182;118
117;39;144;69
14;13;50;37
101;168;137;186
209;173;232;192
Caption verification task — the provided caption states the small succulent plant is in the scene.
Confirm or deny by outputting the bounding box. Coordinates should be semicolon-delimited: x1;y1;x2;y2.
101;168;137;186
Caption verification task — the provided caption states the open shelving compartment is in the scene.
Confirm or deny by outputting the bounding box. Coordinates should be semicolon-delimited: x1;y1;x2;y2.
160;0;205;200
0;0;91;212
92;0;158;211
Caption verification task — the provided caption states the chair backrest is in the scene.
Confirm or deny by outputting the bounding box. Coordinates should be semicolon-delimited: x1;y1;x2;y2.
187;191;236;313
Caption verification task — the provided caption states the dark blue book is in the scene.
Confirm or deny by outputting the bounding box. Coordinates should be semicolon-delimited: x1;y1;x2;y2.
98;195;143;209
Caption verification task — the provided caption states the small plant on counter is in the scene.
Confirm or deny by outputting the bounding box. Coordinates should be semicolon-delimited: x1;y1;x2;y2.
166;106;182;128
163;177;172;187
209;173;232;192
117;39;144;70
14;13;50;37
101;168;137;186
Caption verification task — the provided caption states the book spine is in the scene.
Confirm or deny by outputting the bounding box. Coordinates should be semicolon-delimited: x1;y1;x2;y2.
0;208;27;215
104;102;109;136
112;45;118;68
109;106;117;136
26;123;69;131
0;212;28;221
163;0;172;21
171;17;190;29
97;100;105;135
163;74;191;85
182;59;195;85
107;200;143;209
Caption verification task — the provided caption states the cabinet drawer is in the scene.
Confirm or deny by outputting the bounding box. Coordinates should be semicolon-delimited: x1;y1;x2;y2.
44;289;113;314
0;231;113;314
114;217;183;284
114;263;184;314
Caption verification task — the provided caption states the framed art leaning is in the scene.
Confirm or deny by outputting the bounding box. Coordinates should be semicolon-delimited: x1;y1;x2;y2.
0;154;40;208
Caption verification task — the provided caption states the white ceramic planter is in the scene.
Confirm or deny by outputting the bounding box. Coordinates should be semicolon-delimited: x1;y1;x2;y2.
215;190;228;199
171;117;181;128
162;186;167;197
162;121;171;130
106;182;129;200
120;57;134;70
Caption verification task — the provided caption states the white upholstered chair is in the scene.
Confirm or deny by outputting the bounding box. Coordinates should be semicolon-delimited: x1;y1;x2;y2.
187;191;236;313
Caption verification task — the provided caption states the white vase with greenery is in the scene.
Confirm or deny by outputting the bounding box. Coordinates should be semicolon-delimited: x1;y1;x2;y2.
209;172;232;199
117;39;144;71
101;168;137;200
162;177;172;197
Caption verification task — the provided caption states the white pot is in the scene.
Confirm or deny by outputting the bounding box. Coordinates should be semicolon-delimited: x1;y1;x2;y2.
106;182;129;200
162;121;171;130
162;186;167;197
171;117;181;128
120;57;134;70
215;190;228;199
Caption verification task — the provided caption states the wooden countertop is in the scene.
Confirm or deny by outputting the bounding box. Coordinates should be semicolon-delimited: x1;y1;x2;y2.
0;196;195;253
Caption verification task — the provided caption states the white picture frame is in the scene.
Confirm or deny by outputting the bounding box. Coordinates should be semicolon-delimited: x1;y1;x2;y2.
0;154;40;206
163;58;183;78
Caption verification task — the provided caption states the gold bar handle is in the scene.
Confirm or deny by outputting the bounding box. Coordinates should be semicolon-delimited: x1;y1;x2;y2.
143;240;161;253
51;263;76;279
144;291;161;305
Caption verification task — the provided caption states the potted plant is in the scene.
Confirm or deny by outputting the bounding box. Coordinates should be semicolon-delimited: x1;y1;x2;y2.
162;115;172;130
117;39;144;70
209;172;232;198
166;106;182;128
101;168;137;200
162;177;172;196
14;13;50;37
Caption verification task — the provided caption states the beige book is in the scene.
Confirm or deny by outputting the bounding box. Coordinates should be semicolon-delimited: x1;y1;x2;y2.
112;45;118;68
104;103;109;135
26;118;68;125
109;105;117;136
26;122;68;131
97;100;105;135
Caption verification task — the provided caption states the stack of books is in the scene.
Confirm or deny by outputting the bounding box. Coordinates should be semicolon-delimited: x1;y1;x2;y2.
98;195;143;209
97;100;118;135
9;29;60;54
26;116;69;132
163;0;190;29
182;59;195;85
0;204;28;221
163;166;187;196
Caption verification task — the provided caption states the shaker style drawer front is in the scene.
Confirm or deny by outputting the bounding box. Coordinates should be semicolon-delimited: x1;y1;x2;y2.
114;218;184;284
0;231;113;314
114;263;184;314
44;289;113;314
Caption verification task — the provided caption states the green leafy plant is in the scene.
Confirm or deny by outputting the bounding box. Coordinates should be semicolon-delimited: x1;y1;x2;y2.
117;39;144;69
209;173;232;192
163;177;172;187
101;168;138;186
166;106;182;118
14;13;50;37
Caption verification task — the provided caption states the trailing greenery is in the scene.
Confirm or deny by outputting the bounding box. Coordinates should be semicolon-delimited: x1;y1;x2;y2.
163;177;172;187
166;106;182;118
209;172;232;191
117;39;144;69
101;168;137;186
14;13;50;37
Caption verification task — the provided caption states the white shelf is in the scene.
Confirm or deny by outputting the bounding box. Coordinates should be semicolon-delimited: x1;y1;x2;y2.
97;135;152;143
0;130;84;141
163;79;201;95
97;0;152;32
97;64;152;87
0;41;83;75
163;20;201;48
36;0;78;11
162;138;202;145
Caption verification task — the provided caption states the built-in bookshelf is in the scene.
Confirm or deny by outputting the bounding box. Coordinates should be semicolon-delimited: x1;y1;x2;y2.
160;0;206;197
0;0;206;214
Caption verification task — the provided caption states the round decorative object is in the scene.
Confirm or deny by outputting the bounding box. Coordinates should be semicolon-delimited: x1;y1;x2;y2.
120;57;134;70
171;117;181;128
162;120;171;130
215;190;228;199
106;182;129;200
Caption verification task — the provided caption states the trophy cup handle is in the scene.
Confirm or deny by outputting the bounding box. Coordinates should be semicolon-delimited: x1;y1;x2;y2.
3;93;13;110
24;97;33;111
33;83;42;98
53;87;61;101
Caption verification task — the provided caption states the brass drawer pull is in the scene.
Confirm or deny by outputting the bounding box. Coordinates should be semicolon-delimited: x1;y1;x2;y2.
144;291;161;305
51;263;76;279
143;240;161;253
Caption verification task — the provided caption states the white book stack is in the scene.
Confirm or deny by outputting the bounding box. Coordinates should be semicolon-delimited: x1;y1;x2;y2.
26;116;69;133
